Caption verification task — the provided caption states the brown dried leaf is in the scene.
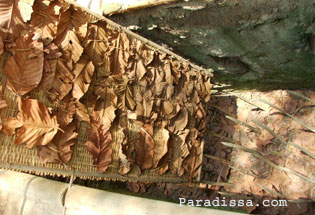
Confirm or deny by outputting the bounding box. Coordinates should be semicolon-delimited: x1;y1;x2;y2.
38;42;62;91
37;143;59;163
54;99;76;128
0;36;3;55
136;89;153;120
72;55;95;100
48;59;74;102
135;123;155;170
153;128;169;167
84;22;108;66
135;59;147;80
38;122;78;164
55;10;83;67
2;98;59;148
164;60;173;84
0;0;34;39
168;107;188;132
85;112;113;173
116;76;136;110
106;32;130;76
170;129;190;176
75;100;90;123
95;87;117;131
184;140;202;179
4;34;43;95
118;136;131;175
162;101;173;116
30;0;61;45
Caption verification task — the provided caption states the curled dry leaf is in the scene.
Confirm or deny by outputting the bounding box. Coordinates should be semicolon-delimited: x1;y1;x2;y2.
2;98;59;148
75;100;90;123
0;0;34;38
38;122;78;164
84;22;108;66
54;99;76;128
72;55;95;100
48;59;74;102
152;127;169;168
116;76;136;111
118;135;131;175
170;129;190;176
38;42;62;91
72;7;99;41
135;123;155;170
85;112;113;173
55;10;83;68
135;59;147;80
106;32;130;76
30;0;62;45
95;86;117;131
135;89;154;121
162;101;174;116
168;107;188;133
4;34;43;95
184;140;202;179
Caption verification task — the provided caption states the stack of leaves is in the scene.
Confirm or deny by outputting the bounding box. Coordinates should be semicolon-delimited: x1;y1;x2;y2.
0;0;212;180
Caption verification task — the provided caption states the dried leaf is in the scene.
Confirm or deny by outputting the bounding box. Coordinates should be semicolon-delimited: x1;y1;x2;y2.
164;61;173;84
135;59;147;80
38;42;62;91
162;101;173;116
37;143;59;163
170;129;190;176
85;112;113;172
84;22;108;66
72;7;98;41
106;32;130;76
72;55;95;100
75;100;90;123
54;99;76;128
153;128;169;167
135;124;155;170
0;0;35;38
48;59;74;102
168;107;188;132
95;87;117;131
116;76;136;110
30;0;61;45
136;89;153;120
0;36;3;55
55;10;83;67
118;136;131;175
38;122;78;164
4;34;43;95
184;140;202;179
2;98;59;148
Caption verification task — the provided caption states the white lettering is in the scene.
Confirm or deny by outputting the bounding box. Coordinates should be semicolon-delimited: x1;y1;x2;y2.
263;200;270;207
195;200;203;207
204;200;211;207
212;197;219;207
246;200;254;207
187;200;194;207
179;198;186;206
230;200;236;207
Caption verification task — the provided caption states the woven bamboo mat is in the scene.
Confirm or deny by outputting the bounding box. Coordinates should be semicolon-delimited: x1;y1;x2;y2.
0;0;212;182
